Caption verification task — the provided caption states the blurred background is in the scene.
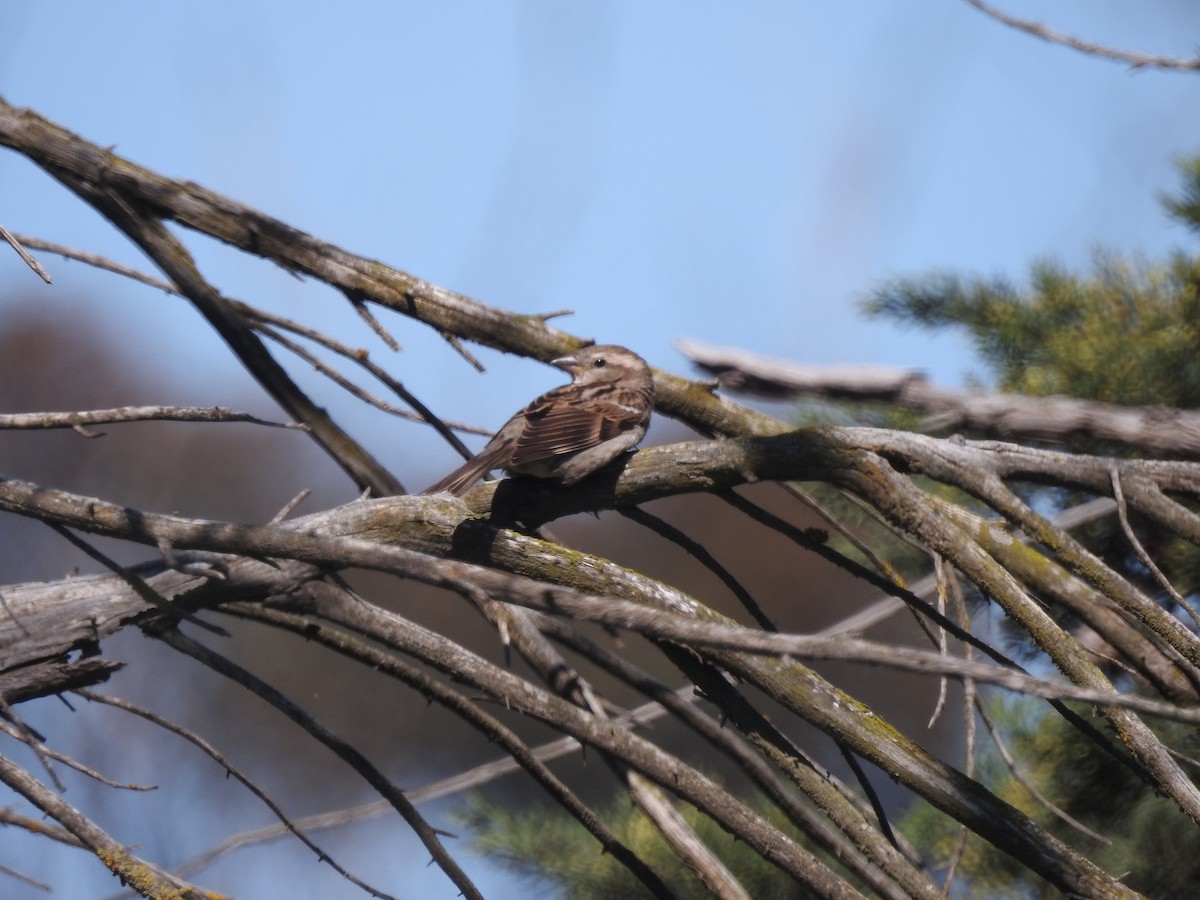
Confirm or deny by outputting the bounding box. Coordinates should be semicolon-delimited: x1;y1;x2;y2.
3;2;1200;897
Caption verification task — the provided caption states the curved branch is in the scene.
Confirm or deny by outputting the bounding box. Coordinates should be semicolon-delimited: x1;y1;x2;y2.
146;623;481;900
0;752;216;899
75;690;394;900
17;234;491;445
962;0;1200;72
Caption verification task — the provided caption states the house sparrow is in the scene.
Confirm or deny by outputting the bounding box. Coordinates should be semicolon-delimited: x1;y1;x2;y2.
424;344;654;496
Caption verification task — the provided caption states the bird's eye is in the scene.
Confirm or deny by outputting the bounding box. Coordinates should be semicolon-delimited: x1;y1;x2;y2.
593;357;607;368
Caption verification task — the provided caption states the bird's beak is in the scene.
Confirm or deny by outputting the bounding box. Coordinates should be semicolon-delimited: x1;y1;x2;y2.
551;353;580;374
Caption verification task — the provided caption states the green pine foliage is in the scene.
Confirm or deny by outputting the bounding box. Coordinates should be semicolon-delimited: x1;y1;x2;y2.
1161;155;1200;236
865;253;1200;407
864;159;1200;409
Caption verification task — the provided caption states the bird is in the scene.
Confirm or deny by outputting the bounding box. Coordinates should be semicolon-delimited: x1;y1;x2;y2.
423;344;654;496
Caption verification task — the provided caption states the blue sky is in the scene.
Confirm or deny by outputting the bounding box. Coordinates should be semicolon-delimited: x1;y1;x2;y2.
3;3;1200;896
4;3;1199;400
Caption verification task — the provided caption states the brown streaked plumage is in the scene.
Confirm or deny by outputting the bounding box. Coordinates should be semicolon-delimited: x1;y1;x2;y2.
423;344;654;496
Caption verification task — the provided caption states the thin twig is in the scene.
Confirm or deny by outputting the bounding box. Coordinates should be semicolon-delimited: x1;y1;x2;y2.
443;333;485;372
1110;465;1200;629
218;596;675;899
926;555;951;729
719;489;945;651
0;223;51;283
619;505;777;631
18;234;487;449
255;322;479;460
0;859;51;893
778;481;903;584
975;698;1112;845
271;488;312;523
0;718;156;792
235;301;488;448
345;289;401;351
942;569;975;897
837;743;896;849
0;694;62;791
75;689;395;900
146;622;483;900
48;523;229;637
13;235;173;292
962;0;1200;71
173;679;685;881
0;406;306;431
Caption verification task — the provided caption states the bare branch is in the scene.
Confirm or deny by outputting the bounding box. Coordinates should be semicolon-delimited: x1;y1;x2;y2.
462;577;740;898
145;623;483;900
170;643;690;883
974;698;1112;846
962;0;1200;72
18;168;404;495
0;752;217;898
75;689;395;900
17;234;488;445
0;718;154;791
0;406;306;431
2;98;1189;896
12;234;175;292
0;223;51;283
1110;465;1200;629
679;337;1200;457
535;613;935;900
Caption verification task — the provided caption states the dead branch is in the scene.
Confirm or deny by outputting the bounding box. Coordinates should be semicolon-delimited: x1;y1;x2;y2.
75;690;395;899
0;222;51;283
0;752;216;898
962;0;1200;72
0;406;305;431
679;337;1200;457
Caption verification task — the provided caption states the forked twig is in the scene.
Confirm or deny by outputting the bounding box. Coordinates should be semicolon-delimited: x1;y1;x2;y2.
1110;466;1200;629
76;690;395;899
146;622;483;900
0;223;51;283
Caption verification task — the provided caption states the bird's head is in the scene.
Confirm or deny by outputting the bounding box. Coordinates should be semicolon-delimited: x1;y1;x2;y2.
551;344;650;386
